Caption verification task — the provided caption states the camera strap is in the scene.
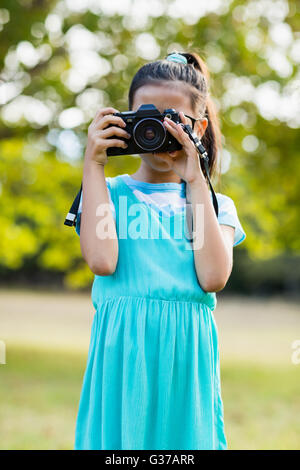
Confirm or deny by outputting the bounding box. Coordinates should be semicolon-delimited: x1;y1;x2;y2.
64;182;82;227
181;123;219;242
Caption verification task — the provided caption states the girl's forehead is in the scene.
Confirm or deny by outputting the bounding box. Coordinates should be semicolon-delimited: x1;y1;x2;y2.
132;82;192;113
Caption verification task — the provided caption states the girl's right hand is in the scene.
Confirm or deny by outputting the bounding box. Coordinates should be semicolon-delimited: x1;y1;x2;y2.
84;107;131;166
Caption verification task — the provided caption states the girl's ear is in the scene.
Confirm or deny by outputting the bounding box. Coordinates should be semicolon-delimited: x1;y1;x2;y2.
195;118;208;139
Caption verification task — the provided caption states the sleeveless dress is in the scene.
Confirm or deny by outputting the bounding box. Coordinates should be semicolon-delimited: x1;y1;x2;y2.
74;174;243;450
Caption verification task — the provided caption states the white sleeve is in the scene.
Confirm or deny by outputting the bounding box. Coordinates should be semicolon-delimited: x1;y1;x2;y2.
75;177;116;236
216;193;246;247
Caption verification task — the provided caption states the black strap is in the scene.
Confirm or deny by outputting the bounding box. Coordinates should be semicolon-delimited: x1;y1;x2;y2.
203;157;219;217
64;182;82;226
181;123;219;241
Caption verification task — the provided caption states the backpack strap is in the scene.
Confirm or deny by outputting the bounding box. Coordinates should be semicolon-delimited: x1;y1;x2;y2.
63;175;120;228
64;182;82;227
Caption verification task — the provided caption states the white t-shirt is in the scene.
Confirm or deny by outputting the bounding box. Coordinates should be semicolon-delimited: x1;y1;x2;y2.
76;173;246;247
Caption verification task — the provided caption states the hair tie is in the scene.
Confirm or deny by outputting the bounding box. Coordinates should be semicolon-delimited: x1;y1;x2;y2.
165;52;187;65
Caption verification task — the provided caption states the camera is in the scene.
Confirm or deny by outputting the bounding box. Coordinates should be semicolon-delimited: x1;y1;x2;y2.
106;104;183;156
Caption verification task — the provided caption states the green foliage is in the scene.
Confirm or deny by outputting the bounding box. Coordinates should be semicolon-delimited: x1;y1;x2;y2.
0;138;140;288
0;0;299;288
0;138;89;287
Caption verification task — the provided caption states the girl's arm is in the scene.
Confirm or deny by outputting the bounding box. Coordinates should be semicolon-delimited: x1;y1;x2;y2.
80;161;118;275
79;107;130;275
149;112;235;292
187;176;234;292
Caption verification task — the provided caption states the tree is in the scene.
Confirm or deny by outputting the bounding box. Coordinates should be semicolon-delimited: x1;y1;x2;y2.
0;0;299;288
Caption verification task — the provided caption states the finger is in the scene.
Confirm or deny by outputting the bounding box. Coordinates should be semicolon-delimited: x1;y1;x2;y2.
95;114;126;131
165;120;197;158
175;119;192;144
176;121;190;140
101;138;128;150
99;126;131;140
91;107;120;128
96;107;120;119
164;117;189;145
163;117;180;135
179;111;188;125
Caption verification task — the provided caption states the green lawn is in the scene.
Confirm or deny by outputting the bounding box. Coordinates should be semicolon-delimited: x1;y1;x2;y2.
0;345;299;450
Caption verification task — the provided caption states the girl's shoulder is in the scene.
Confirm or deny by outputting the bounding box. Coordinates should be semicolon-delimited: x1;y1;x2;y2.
104;174;127;204
105;175;118;187
105;174;129;194
214;192;246;247
215;192;237;211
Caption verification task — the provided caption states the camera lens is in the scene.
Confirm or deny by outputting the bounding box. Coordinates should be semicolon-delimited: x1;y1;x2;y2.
133;118;166;151
144;127;156;141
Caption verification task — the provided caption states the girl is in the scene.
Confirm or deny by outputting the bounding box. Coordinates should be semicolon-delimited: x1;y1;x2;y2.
73;51;246;450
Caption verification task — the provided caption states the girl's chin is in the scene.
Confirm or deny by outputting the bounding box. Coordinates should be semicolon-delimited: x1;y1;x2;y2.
140;152;176;169
141;150;177;159
151;153;168;164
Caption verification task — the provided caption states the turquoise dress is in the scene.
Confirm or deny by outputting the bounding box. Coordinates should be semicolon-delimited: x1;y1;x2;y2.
74;174;246;450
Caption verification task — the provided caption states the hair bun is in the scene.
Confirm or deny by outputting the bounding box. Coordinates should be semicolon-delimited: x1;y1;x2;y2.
181;53;201;71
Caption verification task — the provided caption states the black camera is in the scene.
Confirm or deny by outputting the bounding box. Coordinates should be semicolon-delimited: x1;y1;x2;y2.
106;104;183;156
64;104;220;228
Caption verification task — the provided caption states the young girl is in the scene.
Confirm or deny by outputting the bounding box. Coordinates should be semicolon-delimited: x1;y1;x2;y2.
73;51;246;450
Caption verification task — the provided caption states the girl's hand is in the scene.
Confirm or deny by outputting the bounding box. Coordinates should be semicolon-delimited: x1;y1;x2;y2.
159;111;206;184
84;107;131;166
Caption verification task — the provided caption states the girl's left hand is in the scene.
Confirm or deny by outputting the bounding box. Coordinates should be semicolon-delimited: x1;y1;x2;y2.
158;111;206;184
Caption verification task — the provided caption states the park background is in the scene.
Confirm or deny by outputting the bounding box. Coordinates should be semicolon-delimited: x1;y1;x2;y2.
0;0;299;449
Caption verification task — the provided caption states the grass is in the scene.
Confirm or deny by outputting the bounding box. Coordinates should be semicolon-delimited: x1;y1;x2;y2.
221;360;300;450
0;346;86;450
0;345;299;450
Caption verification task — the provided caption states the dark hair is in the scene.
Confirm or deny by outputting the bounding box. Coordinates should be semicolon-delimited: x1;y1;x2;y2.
128;51;222;183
